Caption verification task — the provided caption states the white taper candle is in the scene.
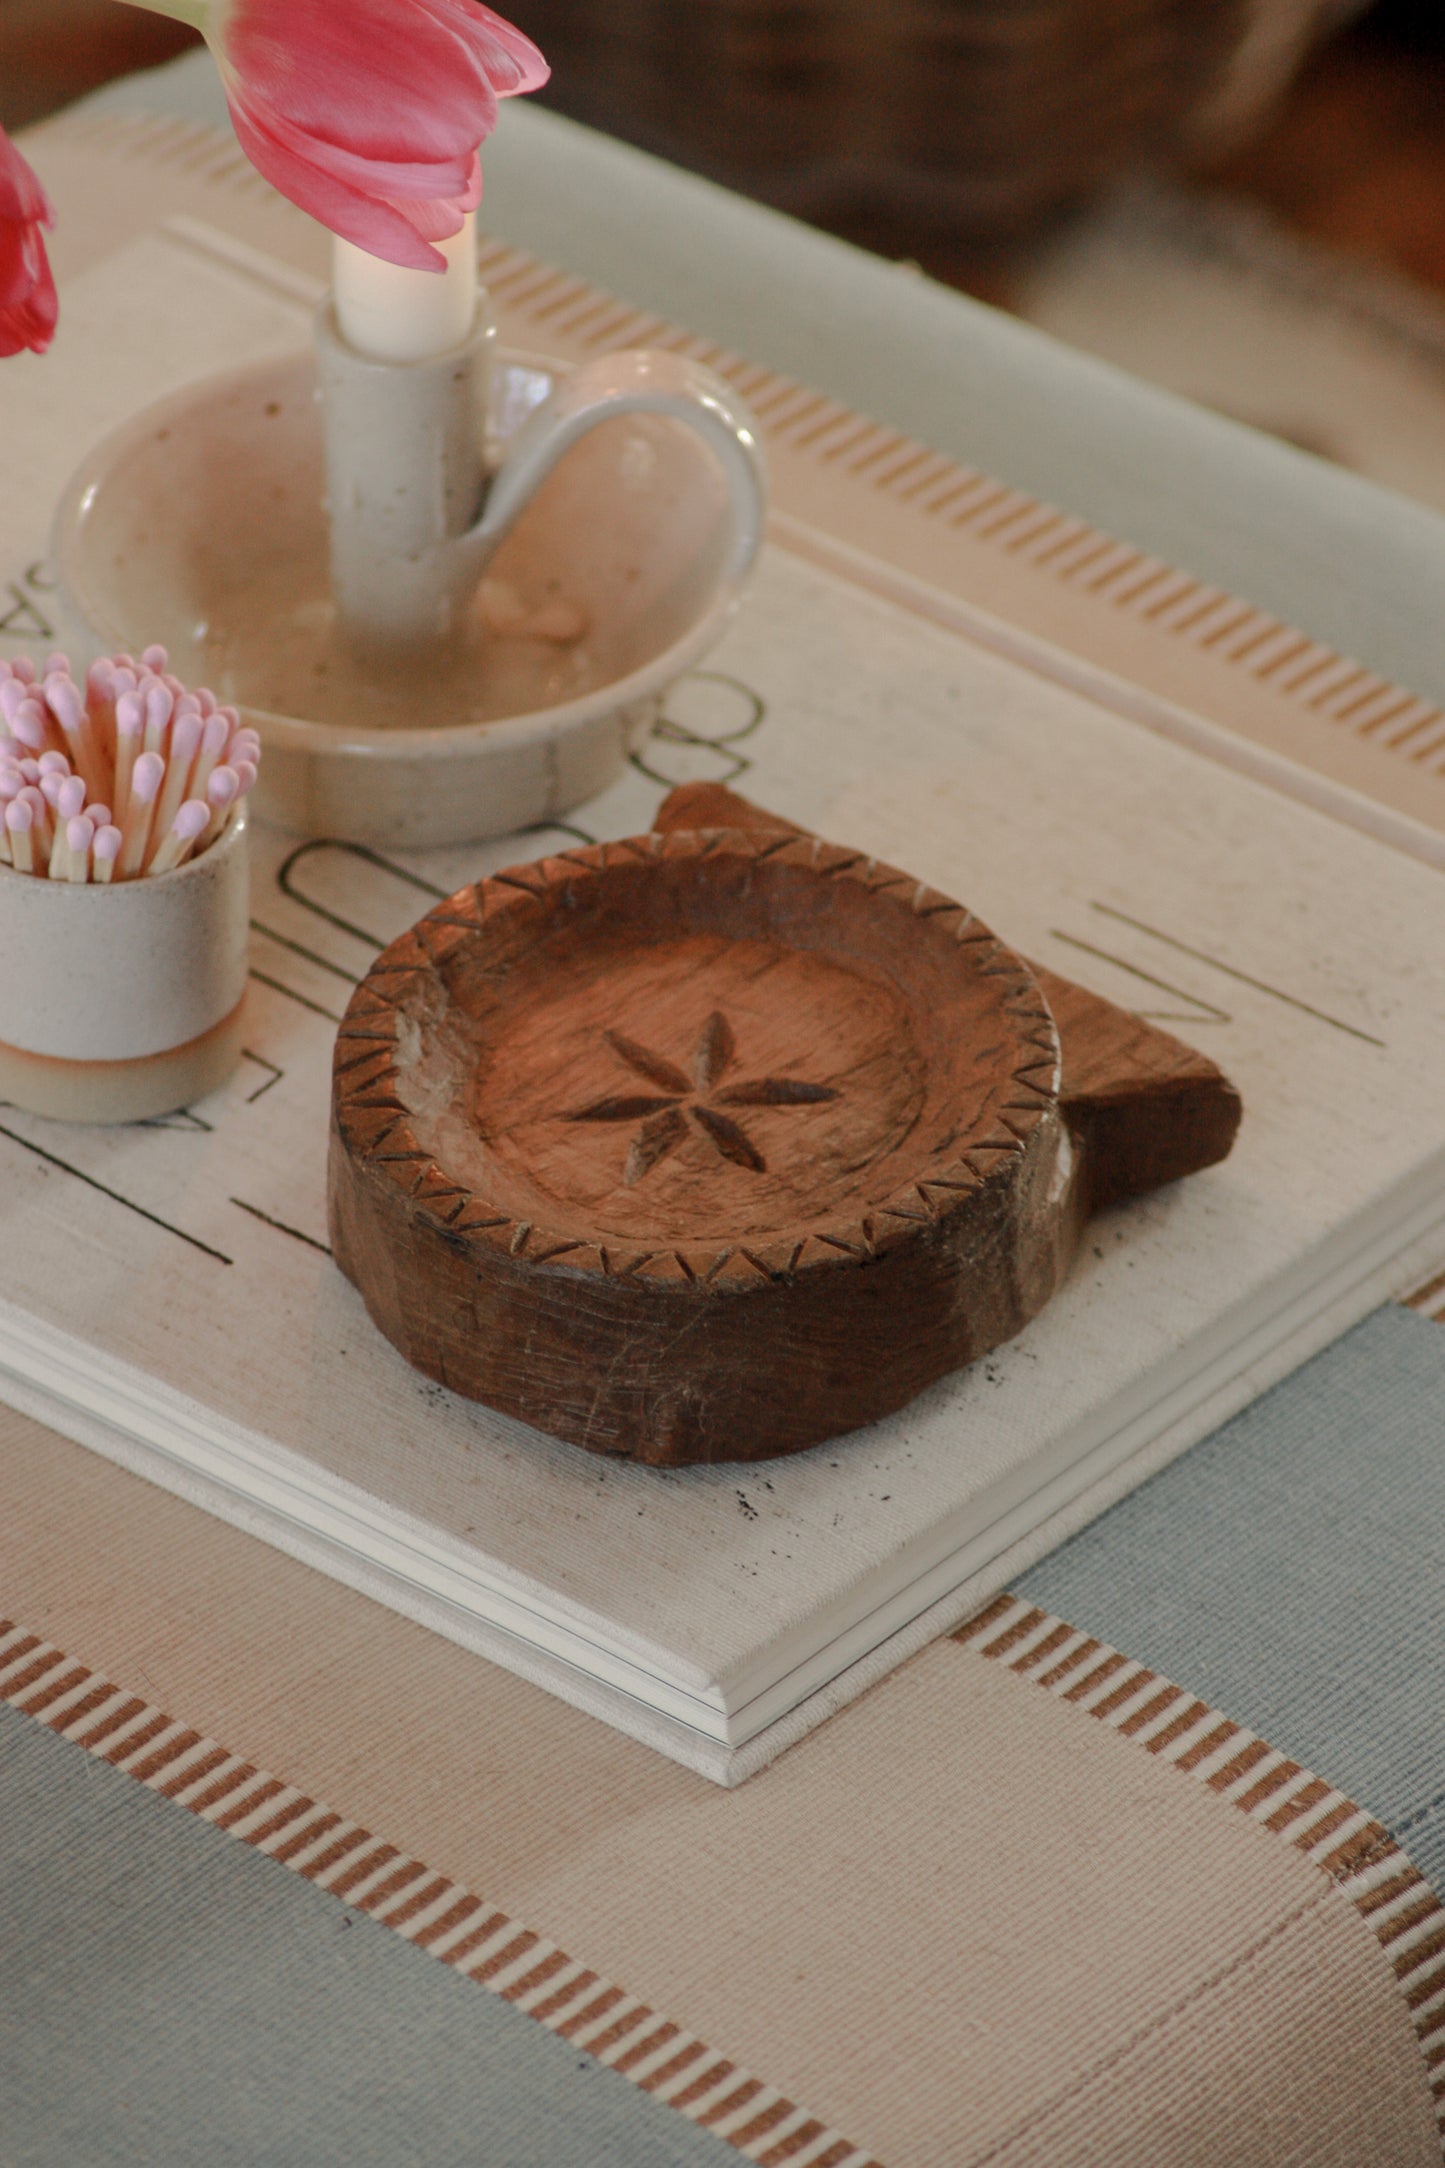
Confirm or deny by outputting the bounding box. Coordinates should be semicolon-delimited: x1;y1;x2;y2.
332;216;478;364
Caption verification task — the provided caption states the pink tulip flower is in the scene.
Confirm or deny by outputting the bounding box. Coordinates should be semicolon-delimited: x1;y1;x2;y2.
0;127;58;358
120;0;548;271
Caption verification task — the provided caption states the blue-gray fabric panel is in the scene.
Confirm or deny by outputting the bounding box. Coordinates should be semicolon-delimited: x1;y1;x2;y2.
0;1701;730;2168
1019;1304;1445;1890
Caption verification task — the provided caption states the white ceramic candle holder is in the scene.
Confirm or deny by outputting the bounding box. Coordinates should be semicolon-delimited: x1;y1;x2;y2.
0;808;250;1123
54;312;767;850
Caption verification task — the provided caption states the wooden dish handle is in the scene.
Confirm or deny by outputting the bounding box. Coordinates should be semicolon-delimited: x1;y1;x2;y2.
653;782;1241;1211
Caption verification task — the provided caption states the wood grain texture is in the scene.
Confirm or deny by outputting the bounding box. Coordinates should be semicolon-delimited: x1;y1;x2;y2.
328;790;1240;1465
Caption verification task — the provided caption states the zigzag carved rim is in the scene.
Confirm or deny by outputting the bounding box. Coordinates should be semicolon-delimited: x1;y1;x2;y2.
332;828;1060;1287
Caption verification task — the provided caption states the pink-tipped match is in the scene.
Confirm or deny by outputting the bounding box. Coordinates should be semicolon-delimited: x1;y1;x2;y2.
206;765;240;809
4;797;32;832
0;678;27;723
114;654;137;672
36;749;70;777
10;657;36;686
201;712;230;760
56;776;86;821
141;644;168;673
66;813;94;854
88;803;111;830
8;704;46;752
174;800;210;842
115;690;145;739
0;769;22;802
93;824;122;864
145;681;174;734
232;759;258;796
196;687;218;718
44;675;84;736
43;651;69;678
131;750;165;806
170;712;203;764
18;759;39;783
39;773;65;808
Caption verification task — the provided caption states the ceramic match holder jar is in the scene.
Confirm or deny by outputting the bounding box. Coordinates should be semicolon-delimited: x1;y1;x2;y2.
0;807;250;1123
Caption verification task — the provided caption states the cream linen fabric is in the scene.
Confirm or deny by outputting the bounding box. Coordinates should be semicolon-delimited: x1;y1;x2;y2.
2;1406;1436;2166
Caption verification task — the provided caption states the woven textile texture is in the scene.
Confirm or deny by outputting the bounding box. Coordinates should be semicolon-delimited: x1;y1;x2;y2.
1017;1304;1445;1892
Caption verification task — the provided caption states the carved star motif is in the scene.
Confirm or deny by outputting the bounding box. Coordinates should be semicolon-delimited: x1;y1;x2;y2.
563;1011;839;1184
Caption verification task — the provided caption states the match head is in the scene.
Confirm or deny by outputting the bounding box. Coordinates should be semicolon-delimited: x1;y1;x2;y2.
93;824;122;868
131;750;165;805
56;776;87;821
36;749;71;778
141;644;168;673
205;764;241;809
173;800;211;843
116;689;146;739
4;796;34;834
66;813;95;855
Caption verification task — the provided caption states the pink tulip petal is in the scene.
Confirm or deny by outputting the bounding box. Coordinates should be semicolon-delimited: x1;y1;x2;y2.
0;126;57;357
225;0;501;165
226;92;454;269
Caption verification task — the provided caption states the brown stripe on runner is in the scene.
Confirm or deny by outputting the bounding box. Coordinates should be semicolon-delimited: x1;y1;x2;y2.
411;1892;484;1950
1119;1686;1184;1737
211;1776;287;1830
1011;1620;1076;1671
528;1968;602;2025
1230;1757;1302;1810
100;1713;172;1766
1091;1670;1158;1721
731;2098;796;2150
668;2059;738;2113
759;2117;827;2165
269;1809;343;1863
575;2003;653;2059
325;1841;400;1897
50;1680;125;1735
471;1930;539;1982
381;1874;453;1931
179;1761;256;1817
17;1662;91;1716
1;1648;67;1699
980;1606;1047;1660
1264;1776;1331;1832
355;1860;430;1916
613;2021;681;2074
127;1728;204;1784
1404;1956;1445;2008
638;2040;710;2093
501;1949;573;2004
700;2078;765;2127
1036;1638;1101;1689
1356;1866;1427;1917
1295;1799;1362;1853
247;1795;322;1850
555;1985;626;2039
295;1826;375;1884
157;1746;231;1800
1399;1930;1445;1984
70;1695;149;1752
1145;1699;1213;1753
951;1593;1016;1642
1195;1734;1265;1786
1377;1895;1445;1948
1062;1652;1129;1702
435;1907;511;1969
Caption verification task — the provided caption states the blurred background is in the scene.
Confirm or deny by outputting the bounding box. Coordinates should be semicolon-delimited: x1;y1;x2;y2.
4;0;1444;505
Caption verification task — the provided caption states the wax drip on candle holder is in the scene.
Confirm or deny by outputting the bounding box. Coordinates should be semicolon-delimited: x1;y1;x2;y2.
0;649;258;882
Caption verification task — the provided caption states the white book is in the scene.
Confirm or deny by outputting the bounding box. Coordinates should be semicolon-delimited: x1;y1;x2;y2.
2;216;1443;1782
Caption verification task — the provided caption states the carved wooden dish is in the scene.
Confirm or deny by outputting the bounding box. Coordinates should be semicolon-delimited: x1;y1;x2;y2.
328;785;1241;1464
